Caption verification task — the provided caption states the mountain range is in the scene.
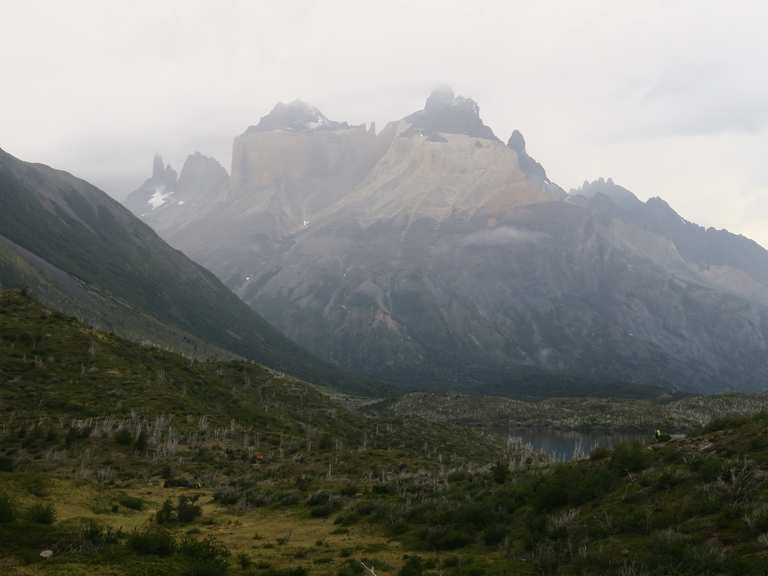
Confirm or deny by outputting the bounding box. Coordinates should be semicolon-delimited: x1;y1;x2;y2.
120;88;768;395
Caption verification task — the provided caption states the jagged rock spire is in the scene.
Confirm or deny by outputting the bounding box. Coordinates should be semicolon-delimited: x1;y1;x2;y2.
507;129;547;183
152;153;165;180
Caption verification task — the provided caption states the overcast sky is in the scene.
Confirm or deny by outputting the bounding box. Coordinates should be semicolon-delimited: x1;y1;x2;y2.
2;0;767;246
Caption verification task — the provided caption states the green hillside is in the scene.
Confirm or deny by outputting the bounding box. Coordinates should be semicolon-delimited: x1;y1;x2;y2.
1;290;768;575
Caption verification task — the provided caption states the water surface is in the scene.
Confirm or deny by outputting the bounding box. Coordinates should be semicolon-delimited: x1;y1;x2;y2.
508;428;651;461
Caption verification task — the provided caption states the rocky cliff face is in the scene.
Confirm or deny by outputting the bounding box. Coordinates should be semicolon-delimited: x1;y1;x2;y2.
126;89;768;394
123;152;228;237
229;100;386;231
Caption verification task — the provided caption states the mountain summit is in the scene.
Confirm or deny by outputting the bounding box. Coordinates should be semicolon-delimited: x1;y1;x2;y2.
247;100;349;133
404;87;498;141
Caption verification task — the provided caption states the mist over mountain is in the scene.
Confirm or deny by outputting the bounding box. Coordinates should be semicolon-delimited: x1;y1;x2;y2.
120;89;768;394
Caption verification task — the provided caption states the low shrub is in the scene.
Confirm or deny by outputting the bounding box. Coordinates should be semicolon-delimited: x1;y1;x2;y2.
118;494;145;511
399;556;426;576
491;461;509;484
533;464;617;511
78;519;120;547
482;524;508;546
177;496;202;523
237;553;252;569
156;498;176;524
610;442;652;474
26;477;50;497
744;504;768;534
689;455;723;483
128;527;176;556
114;428;133;446
0;493;16;523
26;503;56;525
0;456;15;472
704;415;751;433
590;447;611;461
178;535;230;561
310;500;341;518
419;525;472;550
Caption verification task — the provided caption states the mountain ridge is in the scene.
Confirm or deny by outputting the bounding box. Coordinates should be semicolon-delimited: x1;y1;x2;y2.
0;146;380;395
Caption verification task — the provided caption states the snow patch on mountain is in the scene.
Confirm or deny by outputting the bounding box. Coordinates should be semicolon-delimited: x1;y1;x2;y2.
148;186;173;210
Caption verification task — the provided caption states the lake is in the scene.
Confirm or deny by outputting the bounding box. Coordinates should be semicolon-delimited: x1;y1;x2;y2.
508;428;652;461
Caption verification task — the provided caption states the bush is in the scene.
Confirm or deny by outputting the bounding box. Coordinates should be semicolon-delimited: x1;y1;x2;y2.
339;484;358;497
689;455;723;483
26;477;50;497
155;496;202;524
371;484;393;495
399;556;426;576
213;488;240;506
128;527;176;556
188;559;229;576
0;493;16;523
590;447;611;461
334;511;361;526
164;478;195;488
491;461;509;484
420;526;472;550
177;496;202;523
135;429;149;451
118;494;145;511
533;464;617;511
237;553;252;569
308;491;341;517
156;498;176;524
0;456;15;472
704;415;751;433
179;535;230;561
79;519;120;547
311;501;341;518
744;504;768;534
610;442;652;474
337;560;364;576
115;428;133;446
307;491;331;506
482;524;507;546
26;503;56;525
262;569;307;576
318;434;334;451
